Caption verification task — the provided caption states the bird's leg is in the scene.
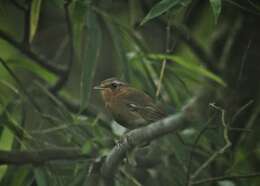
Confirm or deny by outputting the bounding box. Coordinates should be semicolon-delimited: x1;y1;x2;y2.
114;130;139;166
114;128;130;147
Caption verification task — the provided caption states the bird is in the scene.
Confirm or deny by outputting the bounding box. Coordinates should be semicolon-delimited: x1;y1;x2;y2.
94;77;166;129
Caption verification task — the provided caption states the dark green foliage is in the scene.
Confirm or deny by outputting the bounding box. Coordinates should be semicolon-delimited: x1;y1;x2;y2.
0;0;259;186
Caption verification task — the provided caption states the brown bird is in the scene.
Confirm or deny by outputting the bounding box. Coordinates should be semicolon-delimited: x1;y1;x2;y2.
94;78;166;129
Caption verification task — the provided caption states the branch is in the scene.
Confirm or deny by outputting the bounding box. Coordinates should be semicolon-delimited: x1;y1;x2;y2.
191;172;260;185
101;111;190;185
0;29;65;75
0;148;90;165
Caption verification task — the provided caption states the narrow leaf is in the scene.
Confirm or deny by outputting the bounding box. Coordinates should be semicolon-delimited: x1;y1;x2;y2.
34;168;48;186
0;126;14;183
141;0;181;25
30;0;42;42
7;59;57;84
209;0;222;24
149;54;226;86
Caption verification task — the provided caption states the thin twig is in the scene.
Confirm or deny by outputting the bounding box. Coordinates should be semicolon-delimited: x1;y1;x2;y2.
119;167;143;186
156;15;171;97
236;38;252;88
186;115;216;186
235;106;260;149
190;103;232;180
230;99;254;125
49;0;74;93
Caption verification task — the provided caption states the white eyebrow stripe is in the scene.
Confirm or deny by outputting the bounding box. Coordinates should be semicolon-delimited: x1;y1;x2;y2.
112;80;124;85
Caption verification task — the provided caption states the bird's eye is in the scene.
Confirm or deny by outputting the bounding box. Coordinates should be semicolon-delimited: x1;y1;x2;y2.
111;83;118;89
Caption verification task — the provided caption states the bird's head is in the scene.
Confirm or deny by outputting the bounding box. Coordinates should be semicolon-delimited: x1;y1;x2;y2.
94;77;128;102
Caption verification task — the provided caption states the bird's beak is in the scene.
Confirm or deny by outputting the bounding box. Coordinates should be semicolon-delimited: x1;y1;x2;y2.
93;85;105;90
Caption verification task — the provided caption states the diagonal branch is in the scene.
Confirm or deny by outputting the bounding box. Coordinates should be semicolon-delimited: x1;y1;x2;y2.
49;0;74;93
101;111;191;185
0;29;65;75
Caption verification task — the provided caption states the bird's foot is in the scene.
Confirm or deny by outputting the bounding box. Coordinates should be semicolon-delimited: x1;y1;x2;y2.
115;135;129;149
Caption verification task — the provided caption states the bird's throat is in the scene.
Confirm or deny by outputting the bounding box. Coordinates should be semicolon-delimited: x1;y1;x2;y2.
101;87;129;106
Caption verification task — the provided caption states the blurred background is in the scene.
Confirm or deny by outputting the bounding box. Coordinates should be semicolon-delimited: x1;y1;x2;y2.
0;0;259;185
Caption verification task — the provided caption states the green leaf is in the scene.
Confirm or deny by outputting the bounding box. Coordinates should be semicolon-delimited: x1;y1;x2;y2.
34;168;48;186
149;54;226;86
0;127;14;182
81;140;93;154
0;80;19;95
80;11;102;111
6;59;57;84
6;167;31;186
141;0;181;25
209;0;222;24
30;0;42;42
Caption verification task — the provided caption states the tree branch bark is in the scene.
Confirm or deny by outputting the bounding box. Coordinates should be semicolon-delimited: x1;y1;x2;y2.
101;111;190;185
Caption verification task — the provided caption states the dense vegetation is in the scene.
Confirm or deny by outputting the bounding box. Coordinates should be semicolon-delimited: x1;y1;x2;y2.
0;0;259;186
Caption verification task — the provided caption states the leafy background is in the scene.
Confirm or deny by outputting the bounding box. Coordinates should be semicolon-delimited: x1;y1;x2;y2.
0;0;259;186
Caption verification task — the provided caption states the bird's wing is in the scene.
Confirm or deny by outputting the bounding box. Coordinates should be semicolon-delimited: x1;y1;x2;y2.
120;88;166;122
